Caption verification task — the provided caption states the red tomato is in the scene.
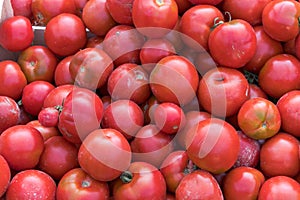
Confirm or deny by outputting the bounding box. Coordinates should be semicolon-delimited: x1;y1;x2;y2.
85;35;104;49
0;16;33;52
248;84;268;99
21;80;55;116
58;87;104;144
0;125;44;171
101;99;144;140
175;170;223;200
105;0;134;25
258;54;300;99
44;13;87;57
237;97;281;140
43;84;74;108
179;4;224;51
11;0;33;18
38;107;59;127
0;155;10;198
141;95;160;125
132;0;178;38
188;0;223;5
82;0;116;36
54;56;75;86
38;136;79;180
17;45;58;83
258;176;300;199
150;55;199;106
56;168;110;200
0;61;27;101
262;0;300;42
0;96;20;133
208;19;256;68
112;162;167;200
174;0;192;14
27;120;60;141
222;167;265;200
78;128;132;182
5;169;56;200
69;48;114;91
186;118;240;174
197;67;249;117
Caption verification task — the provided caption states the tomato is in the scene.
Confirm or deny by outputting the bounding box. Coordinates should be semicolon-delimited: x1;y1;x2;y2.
107;63;151;104
74;0;89;16
105;0;134;25
21;80;55;116
44;13;87;57
222;167;265;200
38;107;59;127
101;99;144;140
258;54;300;99
262;0;300;42
150;55;199;106
17;104;33;125
276;90;300;137
179;5;224;51
0;125;44;171
85;35;104;49
175;170;223;200
197;67;249;117
78;128;132;182
27;120;61;141
0;96;20;133
0;155;10;198
131;124;175;167
141;95;160;125
153;102;186;134
112;162;167;200
82;0;116;36
31;0;77;25
174;0;192;14
243;26;283;74
188;0;223;5
0;61;27;101
38;136;79;180
11;0;33;18
186;118;240;174
209;19;256;68
54;56;75;86
258;176;300;199
58;87;104;144
248;84;268;99
260;132;299;177
132;0;178;38
0;16;34;52
43;84;74;108
69;48;114;91
237;97;281;140
5;169;56;200
56;168;110;200
17;45;58;83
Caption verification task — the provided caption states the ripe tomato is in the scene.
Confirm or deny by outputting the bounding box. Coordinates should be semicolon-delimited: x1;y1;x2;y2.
0;155;10;198
132;0;178;38
17;45;58;83
175;170;223;200
0;125;44;171
0;61;27;100
5;169;56;200
11;0;32;18
78;128;132;182
112;162;167;200
186;118;240;174
262;0;300;42
54;56;75;86
248;84;268;99
188;0;223;5
106;0;134;25
208;19;257;68
56;168;110;200
44;13;87;57
0;96;20;133
38;107;59;127
43;84;74;108
237;97;281;140
27;120;60;141
0;16;34;52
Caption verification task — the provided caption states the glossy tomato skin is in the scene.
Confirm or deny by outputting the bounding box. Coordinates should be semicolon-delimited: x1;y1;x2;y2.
5;169;56;200
186;118;240;174
258;176;300;199
248;84;268;99
82;0;116;36
106;0;134;25
258;54;300;99
11;0;33;18
237;97;281;140
262;0;300;42
0;16;33;52
0;125;44;171
56;168;110;200
78;128;132;182
208;19;256;68
0;155;10;198
27;120;60;141
132;0;178;38
0;96;20;133
38;107;59;127
54;56;75;86
44;13;87;57
113;162;167;200
0;61;27;100
222;167;265;200
175;170;224;200
43;84;74;108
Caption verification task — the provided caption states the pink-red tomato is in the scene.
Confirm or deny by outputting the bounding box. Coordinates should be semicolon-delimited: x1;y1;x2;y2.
248;84;268;99
38;107;59;127
11;0;33;18
27;120;61;141
54;56;75;86
0;96;20;133
105;0;134;25
0;155;10;198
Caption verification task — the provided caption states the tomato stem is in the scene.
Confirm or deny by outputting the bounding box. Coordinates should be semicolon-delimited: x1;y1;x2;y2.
120;171;133;183
183;160;197;175
156;0;164;6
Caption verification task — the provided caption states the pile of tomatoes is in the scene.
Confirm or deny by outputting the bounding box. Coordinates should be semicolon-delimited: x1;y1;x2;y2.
0;0;300;199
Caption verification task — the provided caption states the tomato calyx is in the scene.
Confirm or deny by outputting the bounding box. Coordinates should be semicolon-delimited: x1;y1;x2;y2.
155;0;165;6
120;170;133;183
183;160;197;175
244;70;258;85
211;11;231;30
81;180;91;188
